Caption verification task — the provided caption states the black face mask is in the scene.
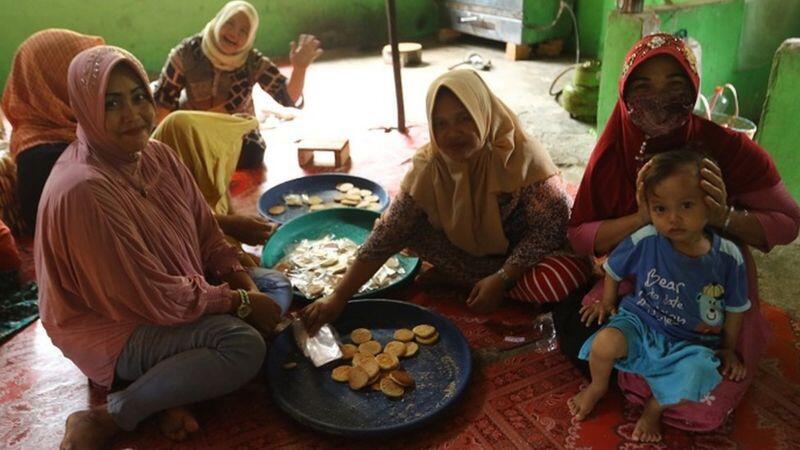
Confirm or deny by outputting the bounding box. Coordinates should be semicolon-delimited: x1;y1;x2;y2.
626;86;695;137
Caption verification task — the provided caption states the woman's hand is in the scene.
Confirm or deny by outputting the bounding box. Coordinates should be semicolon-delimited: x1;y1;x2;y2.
716;348;747;381
302;295;347;336
219;214;276;246
466;274;506;314
246;291;283;333
579;300;617;326
700;158;729;228
290;34;323;69
635;159;653;226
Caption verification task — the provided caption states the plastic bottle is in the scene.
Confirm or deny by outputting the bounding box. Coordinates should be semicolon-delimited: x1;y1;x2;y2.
710;86;732;116
531;312;558;353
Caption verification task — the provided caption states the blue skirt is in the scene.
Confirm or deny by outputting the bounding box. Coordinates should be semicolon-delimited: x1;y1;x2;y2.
578;307;722;406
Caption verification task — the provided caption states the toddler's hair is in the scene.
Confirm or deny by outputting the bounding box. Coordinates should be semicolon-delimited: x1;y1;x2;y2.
643;149;708;197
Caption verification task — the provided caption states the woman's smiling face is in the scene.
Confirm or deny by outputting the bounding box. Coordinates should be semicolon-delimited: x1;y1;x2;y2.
431;88;481;161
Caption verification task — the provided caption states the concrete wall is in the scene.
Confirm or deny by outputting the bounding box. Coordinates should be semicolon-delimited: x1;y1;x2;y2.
756;39;800;201
0;0;439;86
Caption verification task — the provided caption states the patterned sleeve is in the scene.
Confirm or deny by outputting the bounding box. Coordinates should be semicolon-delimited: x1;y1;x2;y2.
251;50;294;107
357;192;425;261
505;179;570;268
153;45;187;110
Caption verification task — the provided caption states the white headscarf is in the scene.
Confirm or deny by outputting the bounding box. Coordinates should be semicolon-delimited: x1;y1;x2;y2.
201;1;259;71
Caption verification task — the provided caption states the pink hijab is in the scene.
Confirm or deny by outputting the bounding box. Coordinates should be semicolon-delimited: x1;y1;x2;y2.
67;45;154;163
36;46;239;387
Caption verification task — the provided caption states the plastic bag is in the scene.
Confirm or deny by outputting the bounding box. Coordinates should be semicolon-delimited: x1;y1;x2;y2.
292;319;343;367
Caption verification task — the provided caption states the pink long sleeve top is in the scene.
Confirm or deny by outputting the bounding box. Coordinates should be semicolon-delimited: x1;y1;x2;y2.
35;139;242;388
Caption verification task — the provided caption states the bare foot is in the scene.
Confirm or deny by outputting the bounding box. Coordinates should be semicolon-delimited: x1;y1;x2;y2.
60;407;119;450
158;406;200;442
632;398;663;442
568;384;607;420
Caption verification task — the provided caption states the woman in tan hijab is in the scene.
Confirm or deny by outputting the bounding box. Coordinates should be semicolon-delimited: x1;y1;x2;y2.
303;70;590;334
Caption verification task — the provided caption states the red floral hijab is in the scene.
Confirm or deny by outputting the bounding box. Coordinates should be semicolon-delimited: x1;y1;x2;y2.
569;33;780;227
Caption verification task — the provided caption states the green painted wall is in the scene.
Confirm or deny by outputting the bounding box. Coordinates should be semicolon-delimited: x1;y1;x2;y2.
596;11;647;132
0;0;439;87
756;39;800;201
575;0;615;58
650;0;746;109
595;0;800;130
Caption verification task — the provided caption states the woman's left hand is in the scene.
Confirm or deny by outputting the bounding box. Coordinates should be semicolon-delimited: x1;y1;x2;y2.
290;34;323;69
221;214;277;246
466;274;506;314
700;158;728;228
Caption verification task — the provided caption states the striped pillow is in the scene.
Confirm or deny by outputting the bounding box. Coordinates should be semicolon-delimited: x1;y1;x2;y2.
508;254;592;303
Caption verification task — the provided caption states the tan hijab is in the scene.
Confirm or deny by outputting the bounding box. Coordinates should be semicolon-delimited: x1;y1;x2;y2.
201;0;259;71
400;70;558;256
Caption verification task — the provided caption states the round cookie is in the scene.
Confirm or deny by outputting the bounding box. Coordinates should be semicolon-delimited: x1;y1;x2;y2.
340;344;358;360
389;370;414;387
376;352;399;371
358;340;382;355
412;324;436;339
384;341;407;358
358;358;380;379
268;205;286;215
350;328;372;344
393;328;414;342
348;366;369;390
331;365;351;382
380;377;405;398
415;331;439;345
404;341;419;357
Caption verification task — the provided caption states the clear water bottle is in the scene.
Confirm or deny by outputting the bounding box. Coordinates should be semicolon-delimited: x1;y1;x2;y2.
531;312;558;353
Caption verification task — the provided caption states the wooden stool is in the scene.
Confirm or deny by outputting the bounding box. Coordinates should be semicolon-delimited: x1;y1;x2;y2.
297;138;350;169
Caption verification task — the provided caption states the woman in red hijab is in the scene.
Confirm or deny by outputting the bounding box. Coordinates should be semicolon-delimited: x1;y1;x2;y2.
555;33;800;432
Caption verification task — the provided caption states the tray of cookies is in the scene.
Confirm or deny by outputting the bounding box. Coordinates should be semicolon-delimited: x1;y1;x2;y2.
257;173;390;224
266;299;472;437
261;208;420;301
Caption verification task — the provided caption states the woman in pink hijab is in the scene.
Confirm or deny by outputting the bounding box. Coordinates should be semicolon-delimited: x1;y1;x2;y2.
35;46;291;448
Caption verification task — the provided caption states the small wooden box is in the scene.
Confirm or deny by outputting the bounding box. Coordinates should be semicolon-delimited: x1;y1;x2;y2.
297;138;350;168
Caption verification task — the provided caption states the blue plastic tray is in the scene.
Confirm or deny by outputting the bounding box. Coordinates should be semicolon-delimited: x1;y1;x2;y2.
261;208;420;300
266;299;473;437
258;173;390;224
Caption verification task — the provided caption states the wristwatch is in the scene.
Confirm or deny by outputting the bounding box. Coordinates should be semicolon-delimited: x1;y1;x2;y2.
496;267;516;291
235;289;252;319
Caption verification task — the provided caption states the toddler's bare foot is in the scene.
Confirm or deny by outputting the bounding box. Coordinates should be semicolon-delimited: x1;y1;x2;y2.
158;406;200;442
632;398;663;442
60;407;119;450
568;384;607;420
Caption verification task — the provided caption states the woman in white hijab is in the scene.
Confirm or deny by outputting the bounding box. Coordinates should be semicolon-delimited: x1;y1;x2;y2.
303;70;591;335
153;0;322;168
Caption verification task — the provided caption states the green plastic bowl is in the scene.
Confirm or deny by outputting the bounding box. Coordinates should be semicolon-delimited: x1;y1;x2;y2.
261;208;421;300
